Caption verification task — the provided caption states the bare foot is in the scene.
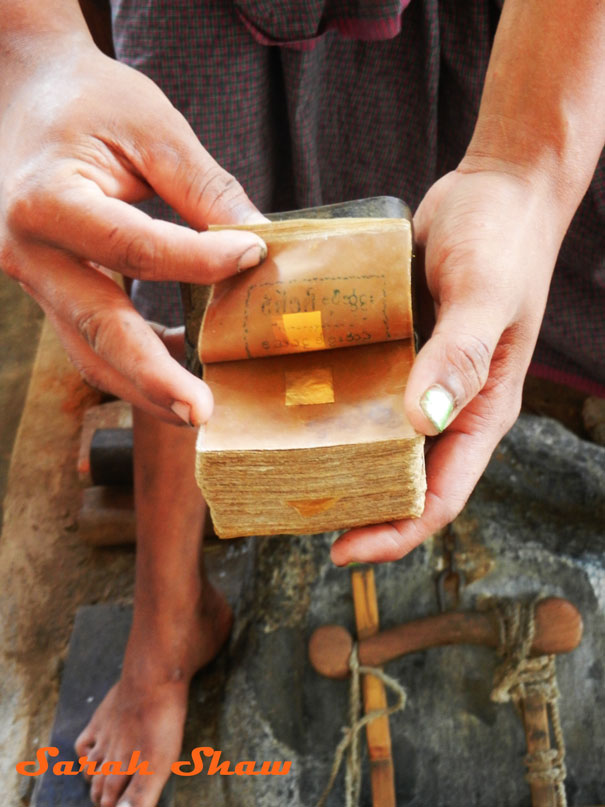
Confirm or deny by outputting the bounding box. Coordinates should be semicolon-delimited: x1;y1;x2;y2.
75;581;233;807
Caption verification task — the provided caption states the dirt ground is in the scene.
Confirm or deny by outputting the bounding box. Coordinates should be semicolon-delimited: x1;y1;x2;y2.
0;282;136;805
0;276;43;533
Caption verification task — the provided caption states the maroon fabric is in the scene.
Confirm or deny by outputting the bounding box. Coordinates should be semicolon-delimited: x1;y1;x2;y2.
114;0;605;395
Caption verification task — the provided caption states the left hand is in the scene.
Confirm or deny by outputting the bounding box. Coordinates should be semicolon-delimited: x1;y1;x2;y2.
331;166;565;564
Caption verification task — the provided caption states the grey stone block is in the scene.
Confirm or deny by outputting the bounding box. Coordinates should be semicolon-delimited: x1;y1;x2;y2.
31;414;605;807
185;415;605;806
33;604;174;807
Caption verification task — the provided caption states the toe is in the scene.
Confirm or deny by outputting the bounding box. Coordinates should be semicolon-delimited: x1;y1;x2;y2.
115;772;167;807
90;770;105;806
100;772;128;807
82;744;104;784
75;726;96;757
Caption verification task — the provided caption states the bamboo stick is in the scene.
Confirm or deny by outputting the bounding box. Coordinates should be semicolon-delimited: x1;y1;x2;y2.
351;568;396;807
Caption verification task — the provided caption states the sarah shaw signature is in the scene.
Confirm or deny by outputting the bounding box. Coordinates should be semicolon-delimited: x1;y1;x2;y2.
17;746;292;777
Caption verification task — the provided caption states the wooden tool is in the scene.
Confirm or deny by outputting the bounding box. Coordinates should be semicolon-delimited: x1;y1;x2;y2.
309;598;582;679
77;400;133;486
89;428;134;487
522;689;560;807
77;486;135;547
351;568;396;807
310;597;582;807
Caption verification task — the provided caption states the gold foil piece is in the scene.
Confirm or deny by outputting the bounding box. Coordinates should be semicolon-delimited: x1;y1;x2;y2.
285;367;335;406
287;497;340;517
282;311;325;351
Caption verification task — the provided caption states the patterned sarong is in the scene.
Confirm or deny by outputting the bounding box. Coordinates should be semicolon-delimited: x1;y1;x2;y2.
111;0;605;394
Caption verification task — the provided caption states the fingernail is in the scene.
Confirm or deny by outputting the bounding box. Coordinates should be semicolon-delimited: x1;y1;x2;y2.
171;400;193;426
420;384;454;432
117;802;133;807
237;240;267;271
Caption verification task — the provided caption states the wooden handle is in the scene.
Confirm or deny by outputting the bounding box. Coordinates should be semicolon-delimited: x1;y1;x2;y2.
309;598;582;679
521;694;557;807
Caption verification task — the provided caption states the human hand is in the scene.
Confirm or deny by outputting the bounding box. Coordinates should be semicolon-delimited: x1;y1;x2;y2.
0;31;266;426
331;167;566;564
331;0;604;565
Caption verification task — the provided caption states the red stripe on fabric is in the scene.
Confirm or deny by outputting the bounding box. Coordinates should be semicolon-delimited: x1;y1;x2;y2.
236;7;405;51
528;361;605;398
332;16;403;39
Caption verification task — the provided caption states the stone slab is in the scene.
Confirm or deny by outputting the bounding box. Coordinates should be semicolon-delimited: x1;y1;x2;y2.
177;414;605;807
33;605;174;807
29;536;253;807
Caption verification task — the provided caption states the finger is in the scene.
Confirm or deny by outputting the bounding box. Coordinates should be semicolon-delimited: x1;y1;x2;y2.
24;250;213;425
330;430;488;565
331;377;522;565
18;179;267;283
404;302;511;436
46;311;195;424
147;322;185;362
121;101;268;228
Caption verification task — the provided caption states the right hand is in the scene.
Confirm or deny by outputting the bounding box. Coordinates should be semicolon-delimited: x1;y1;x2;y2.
0;33;266;426
331;165;564;565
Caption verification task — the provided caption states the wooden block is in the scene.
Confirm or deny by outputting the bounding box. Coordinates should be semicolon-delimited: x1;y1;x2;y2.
583;396;605;446
89;428;133;487
78;486;135;546
78;401;132;486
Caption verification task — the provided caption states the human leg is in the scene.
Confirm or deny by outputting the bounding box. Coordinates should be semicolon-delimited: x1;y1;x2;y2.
75;408;232;807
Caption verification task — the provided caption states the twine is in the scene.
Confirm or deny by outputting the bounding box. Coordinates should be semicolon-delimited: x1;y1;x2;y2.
316;645;407;807
491;598;567;806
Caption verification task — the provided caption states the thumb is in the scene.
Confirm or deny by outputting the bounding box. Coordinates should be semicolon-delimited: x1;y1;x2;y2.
413;171;458;245
405;304;506;435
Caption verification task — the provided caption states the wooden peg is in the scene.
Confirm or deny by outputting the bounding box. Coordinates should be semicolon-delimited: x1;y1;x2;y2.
309;598;583;679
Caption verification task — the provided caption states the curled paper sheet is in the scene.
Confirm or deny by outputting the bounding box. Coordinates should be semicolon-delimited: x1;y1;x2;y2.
200;218;413;363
